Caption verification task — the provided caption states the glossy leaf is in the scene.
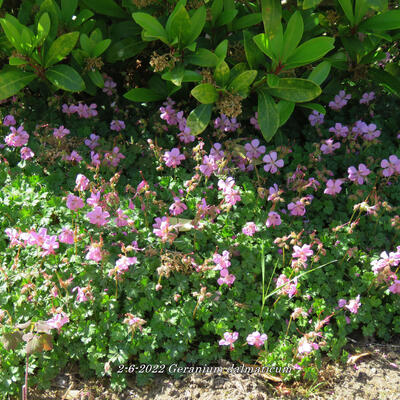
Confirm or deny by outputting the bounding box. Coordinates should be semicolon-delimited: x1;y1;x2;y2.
243;30;265;69
302;0;322;9
253;33;275;59
0;68;36;101
36;12;51;46
232;13;262;31
105;38;146;62
166;4;192;47
0;15;23;52
338;0;354;25
308;61;331;85
186;48;219;67
261;0;281;39
61;0;78;21
214;60;230;87
354;0;370;25
228;70;257;97
267;78;321;102
80;0;126;18
215;9;238;27
215;40;228;60
92;39;111;57
45;31;79;67
162;64;185;86
191;83;218;104
88;70;104;88
132;13;168;44
186;6;206;45
299;102;326;114
124;87;165;102
186;104;213;135
285;37;334;69
211;0;223;22
45;64;85;91
257;87;279;142
277;100;295;127
359;10;400;32
282;11;303;62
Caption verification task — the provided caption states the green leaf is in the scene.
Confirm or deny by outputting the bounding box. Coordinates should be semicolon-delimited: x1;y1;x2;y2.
161;64;185;86
253;33;275;60
0;15;23;52
298;102;326;114
277;100;295;126
285;37;335;69
215;39;228;60
132;13;168;44
88;70;104;88
243;30;265;69
0;68;36;101
166;4;192;47
232;13;262;31
186;48;219;67
92;39;111;57
45;31;79;67
267;78;321;102
186;6;206;45
257;87;279;142
228;70;257;97
229;63;248;82
79;0;126;18
38;0;60;40
308;61;331;85
9;56;27;66
354;0;370;25
359;10;400;32
282;11;303;62
191;83;218;104
369;68;400;96
182;70;202;82
123;88;165;102
105;38;146;62
261;0;281;38
186;104;213;135
36;12;51;46
214;60;230;87
302;0;322;9
211;0;223;22
338;0;354;25
215;9;238;27
61;0;78;22
45;64;85;91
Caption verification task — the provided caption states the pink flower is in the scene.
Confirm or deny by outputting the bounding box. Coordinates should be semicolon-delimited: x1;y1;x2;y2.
104;147;125;167
288;201;306;216
308;110;324;126
5;125;29;147
62;104;77;116
177;126;195;143
53;126;70;138
362;123;380;141
213;251;231;270
103;78;117;95
298;337;319;354
210;143;224;160
114;208;129;227
160;98;178;125
66;194;84;211
329;90;351;110
320;139;340;155
86;206;110;226
242;222;258;236
64;151;82;162
110;120;125;131
338;299;347;308
276;274;298;298
292;244;313;261
266;211;281;227
41;235;59;256
324;179;343;195
348;164;371;184
214;114;240;132
110;256;138;276
244;139;266;160
352;120;368;137
169;197;187;216
72;286;88;303
381;155;400;177
75;174;90;191
360;92;375;105
329;123;349;138
263;151;284;174
86;243;102;262
46;312;69;332
163;148;185;168
87;191;101;207
217;273;236;287
91;151;101;167
218;177;241;206
152;216;176;243
3;115;16;126
59;228;74;244
246;331;268;348
345;295;361;314
85;133;100;149
389;280;400;294
199;155;218;177
219;331;239;350
5;228;21;247
250;112;260;130
20;147;34;160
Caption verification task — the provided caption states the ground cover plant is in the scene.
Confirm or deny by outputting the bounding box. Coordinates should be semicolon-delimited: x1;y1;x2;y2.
1;0;400;399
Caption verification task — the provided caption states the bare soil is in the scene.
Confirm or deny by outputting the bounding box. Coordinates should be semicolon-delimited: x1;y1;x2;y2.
29;342;400;400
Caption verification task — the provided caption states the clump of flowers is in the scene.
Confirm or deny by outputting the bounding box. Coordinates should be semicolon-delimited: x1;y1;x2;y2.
329;90;351;110
308;110;324;126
